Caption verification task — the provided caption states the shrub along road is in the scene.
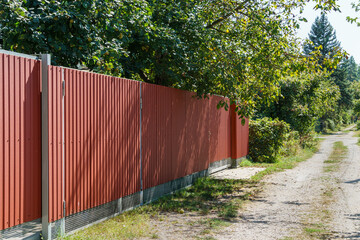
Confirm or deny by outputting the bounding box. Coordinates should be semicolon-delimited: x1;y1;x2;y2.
214;129;360;240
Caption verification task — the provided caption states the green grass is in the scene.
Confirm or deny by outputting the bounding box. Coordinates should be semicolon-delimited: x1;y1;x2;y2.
304;227;323;233
62;209;157;240
198;218;230;228
354;130;360;137
146;177;256;219
239;158;253;167
324;141;347;172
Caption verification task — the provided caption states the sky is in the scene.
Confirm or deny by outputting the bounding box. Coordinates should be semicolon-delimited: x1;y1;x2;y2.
296;0;360;64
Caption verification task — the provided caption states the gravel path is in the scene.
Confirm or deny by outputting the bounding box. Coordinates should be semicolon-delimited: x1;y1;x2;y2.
215;129;360;240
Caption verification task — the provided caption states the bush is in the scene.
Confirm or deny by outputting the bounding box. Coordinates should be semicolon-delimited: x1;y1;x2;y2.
357;121;360;130
249;117;290;163
326;119;337;132
281;130;300;157
299;132;318;150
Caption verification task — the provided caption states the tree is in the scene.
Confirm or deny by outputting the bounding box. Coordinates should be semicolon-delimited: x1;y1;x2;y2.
331;68;353;109
341;56;359;82
303;14;341;66
0;0;340;118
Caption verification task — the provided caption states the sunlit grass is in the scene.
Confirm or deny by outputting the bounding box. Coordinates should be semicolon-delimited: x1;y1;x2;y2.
62;209;157;240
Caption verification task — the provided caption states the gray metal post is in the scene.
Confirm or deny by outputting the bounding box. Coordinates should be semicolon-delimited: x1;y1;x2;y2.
61;68;66;236
41;54;51;239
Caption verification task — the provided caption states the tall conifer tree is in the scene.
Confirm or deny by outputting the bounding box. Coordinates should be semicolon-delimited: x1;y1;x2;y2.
341;56;359;82
303;14;340;64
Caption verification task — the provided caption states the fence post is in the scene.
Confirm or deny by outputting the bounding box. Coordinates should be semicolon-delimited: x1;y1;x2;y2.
230;103;238;168
41;54;51;239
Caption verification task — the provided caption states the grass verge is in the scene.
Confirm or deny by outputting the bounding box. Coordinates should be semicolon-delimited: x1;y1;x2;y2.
62;209;157;240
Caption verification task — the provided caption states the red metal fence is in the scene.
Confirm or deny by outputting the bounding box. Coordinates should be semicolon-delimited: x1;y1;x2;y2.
142;84;236;189
0;51;249;231
0;53;42;230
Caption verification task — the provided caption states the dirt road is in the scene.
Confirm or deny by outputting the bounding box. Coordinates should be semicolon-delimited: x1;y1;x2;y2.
215;130;360;240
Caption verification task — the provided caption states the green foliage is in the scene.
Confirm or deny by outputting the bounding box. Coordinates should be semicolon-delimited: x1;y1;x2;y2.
249;118;291;163
0;0;340;118
341;56;359;82
354;99;360;119
258;72;340;136
301;14;354;133
281;131;300;157
351;80;360;120
331;68;354;110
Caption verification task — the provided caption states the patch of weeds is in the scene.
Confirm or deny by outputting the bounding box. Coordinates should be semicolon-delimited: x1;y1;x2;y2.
199;229;211;235
324;159;340;164
324;141;348;173
195;236;217;240
151;233;159;239
303;223;328;238
326;141;346;159
197;218;230;230
218;201;238;218
305;227;323;233
61;209;156;240
148;177;255;219
324;164;339;172
239;159;254;167
354;131;360;138
322;189;333;197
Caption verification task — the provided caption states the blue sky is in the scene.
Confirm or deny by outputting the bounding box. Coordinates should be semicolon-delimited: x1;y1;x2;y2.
296;0;360;64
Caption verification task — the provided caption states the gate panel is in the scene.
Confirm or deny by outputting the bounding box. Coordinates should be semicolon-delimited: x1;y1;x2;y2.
0;53;41;230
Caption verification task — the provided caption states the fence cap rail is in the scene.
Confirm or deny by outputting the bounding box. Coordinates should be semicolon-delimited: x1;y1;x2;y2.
0;49;39;60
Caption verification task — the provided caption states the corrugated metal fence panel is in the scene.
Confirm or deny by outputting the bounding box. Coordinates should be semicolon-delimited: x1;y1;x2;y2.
64;69;140;216
209;96;231;163
48;66;64;222
142;83;173;189
0;53;41;230
185;92;210;175
170;89;187;180
142;85;226;189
